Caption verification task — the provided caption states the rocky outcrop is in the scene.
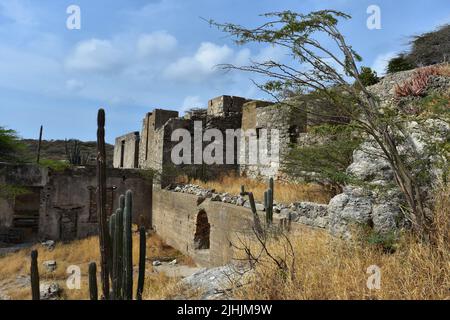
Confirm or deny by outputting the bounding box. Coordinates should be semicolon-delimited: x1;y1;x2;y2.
328;67;449;237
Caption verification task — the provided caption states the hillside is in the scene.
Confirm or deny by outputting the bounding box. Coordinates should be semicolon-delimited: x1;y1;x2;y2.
21;139;115;167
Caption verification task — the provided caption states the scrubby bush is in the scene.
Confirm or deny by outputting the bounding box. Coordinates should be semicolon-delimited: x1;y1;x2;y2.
387;54;416;73
358;66;379;86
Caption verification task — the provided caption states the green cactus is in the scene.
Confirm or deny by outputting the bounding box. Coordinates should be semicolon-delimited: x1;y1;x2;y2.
112;207;124;300
136;226;146;300
267;188;273;225
248;192;263;237
96;108;111;300
88;262;98;300
30;250;40;300
240;185;247;196
122;190;133;300
269;177;274;201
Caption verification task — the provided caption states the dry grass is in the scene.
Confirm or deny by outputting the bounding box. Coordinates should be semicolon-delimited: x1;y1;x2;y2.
232;187;450;300
0;231;193;300
178;174;333;204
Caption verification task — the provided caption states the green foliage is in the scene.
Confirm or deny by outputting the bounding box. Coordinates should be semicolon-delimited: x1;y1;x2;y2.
0;126;28;163
408;24;450;67
38;159;71;171
387;55;416;74
358;67;379;86
283;124;363;187
364;229;399;254
0;183;29;200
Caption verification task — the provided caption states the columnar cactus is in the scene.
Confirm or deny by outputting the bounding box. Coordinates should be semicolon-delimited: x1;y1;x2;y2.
265;178;274;225
88;262;98;300
30;250;40;300
136;226;146;300
96;108;112;300
122;190;133;300
248;192;263;237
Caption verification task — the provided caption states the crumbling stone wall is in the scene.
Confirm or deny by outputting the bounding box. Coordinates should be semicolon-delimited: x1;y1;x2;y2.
113;132;140;169
138;109;179;170
207;95;249;117
240;102;307;179
0;164;152;243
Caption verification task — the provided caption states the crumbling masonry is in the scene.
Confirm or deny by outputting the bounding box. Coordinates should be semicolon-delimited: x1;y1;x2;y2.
113;95;307;185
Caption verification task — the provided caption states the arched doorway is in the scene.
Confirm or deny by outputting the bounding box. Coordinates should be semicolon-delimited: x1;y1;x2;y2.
194;209;210;250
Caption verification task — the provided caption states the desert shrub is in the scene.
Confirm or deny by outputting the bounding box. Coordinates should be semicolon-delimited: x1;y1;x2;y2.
358;66;379;86
408;24;450;67
283;124;362;188
39;159;71;171
387;54;416;74
0;126;28;163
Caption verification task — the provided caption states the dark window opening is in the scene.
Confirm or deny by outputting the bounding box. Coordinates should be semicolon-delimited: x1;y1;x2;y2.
289;125;300;144
256;127;262;140
12;187;41;241
194;210;210;250
120;140;126;168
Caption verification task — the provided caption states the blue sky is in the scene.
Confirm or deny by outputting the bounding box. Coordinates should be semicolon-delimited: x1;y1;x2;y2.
0;0;448;143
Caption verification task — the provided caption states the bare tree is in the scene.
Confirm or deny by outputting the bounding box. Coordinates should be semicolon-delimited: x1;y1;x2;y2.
210;10;434;237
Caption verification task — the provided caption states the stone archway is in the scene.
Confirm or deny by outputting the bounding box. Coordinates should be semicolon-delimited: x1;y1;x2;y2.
194;209;210;250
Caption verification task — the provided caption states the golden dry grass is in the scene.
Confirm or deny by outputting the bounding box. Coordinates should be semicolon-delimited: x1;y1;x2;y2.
0;231;193;300
178;174;333;204
232;187;450;300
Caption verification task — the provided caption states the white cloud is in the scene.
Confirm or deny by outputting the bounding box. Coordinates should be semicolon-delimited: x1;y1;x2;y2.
65;39;124;73
137;31;177;57
164;42;234;81
372;51;397;76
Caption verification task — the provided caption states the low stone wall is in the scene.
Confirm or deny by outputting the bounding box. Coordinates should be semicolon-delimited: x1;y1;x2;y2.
152;185;327;267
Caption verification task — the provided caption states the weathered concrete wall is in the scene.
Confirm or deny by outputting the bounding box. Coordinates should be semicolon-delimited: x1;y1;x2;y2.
0;164;152;243
153;189;256;267
113;132;140;169
240;103;307;179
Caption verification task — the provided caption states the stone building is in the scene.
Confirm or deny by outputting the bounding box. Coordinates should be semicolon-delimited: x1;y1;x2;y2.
113;95;308;184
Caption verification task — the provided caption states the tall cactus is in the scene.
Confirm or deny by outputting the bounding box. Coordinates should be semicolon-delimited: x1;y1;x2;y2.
108;213;117;299
30;250;40;300
265;178;274;225
122;190;133;300
88;262;98;300
111;207;124;300
136;226;146;300
248;192;263;237
96;108;111;300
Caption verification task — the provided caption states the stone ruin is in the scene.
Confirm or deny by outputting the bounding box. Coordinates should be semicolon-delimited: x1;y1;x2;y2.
113;95;308;186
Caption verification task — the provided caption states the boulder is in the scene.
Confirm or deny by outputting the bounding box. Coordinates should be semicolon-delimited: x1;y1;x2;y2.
40;282;60;300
